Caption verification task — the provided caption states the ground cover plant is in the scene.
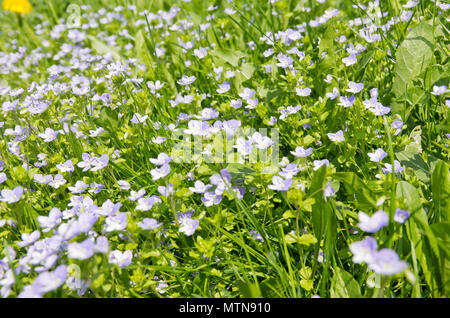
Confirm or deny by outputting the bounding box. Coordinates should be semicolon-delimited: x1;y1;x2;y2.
0;0;449;298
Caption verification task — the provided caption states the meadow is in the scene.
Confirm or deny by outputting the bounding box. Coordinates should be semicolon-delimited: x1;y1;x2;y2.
0;0;449;298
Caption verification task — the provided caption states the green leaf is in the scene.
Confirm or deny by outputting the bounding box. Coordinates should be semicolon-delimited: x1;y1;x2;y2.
210;48;247;67
330;267;361;298
393;21;434;101
240;63;256;80
431;161;450;222
333;172;377;210
395;151;429;182
88;35;122;61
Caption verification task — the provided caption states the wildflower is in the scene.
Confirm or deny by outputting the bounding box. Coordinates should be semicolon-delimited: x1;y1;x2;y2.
394;209;410;224
48;174;66;189
155;281;169;294
128;189;146;201
201;191;222;207
130;113;148;124
279;163;300;178
67;239;96;260
137;218;163;230
368;148;388;162
327;130;345;142
350;236;378;264
17;230;40;247
346;81;364;94
324;182;337;200
37;208;62;232
177;211;199;236
189;180;212;194
291;146;313;158
431;85;449;96
27;265;67;296
68;180;89;194
108;250;133;268
0;186;23;203
369;249;408;276
103;212;128;232
313;159;330;171
357;210;389;233
338;95;355;107
230;99;242;109
382;160;404;174
38;128;58;143
150;163;171;180
268;175;293;191
296;87;312;97
342;53;357;66
118;180;131;190
3;0;32;14
56;160;74;173
391;119;403;135
149;152;172;166
403;0;418;8
217;81;231;94
97;200;122;216
326;87;339;100
250;230;264;242
158;184;174;197
184;120;211;136
177;75;196;86
136;196;161;211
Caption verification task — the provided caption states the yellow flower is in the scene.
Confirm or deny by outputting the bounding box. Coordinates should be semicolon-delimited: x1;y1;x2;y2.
2;0;32;14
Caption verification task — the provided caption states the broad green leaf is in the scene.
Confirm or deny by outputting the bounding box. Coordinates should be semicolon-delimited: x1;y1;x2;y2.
210;48;247;67
330;267;361;298
88;35;122;61
395;151;429;183
431;161;450;222
393;21;434;101
333;172;377;210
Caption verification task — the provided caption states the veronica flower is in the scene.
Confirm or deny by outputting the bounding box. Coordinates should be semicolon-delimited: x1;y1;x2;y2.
217;81;231;94
276;53;293;68
0;172;6;184
56;160;74;173
184;120;211;136
346;81;364;93
67;239;96;260
394;209;410;224
326;87;339;100
189;180;212;194
313;159;330;171
118;180;130;190
37;207;62;232
251;132;273;149
403;0;418;8
150;163;171;180
327;130;345;142
239;87;256;100
368;148;388;162
324;182;337;200
279;163;300;178
152;136;167;144
230;99;242;109
382;160;404;174
177;211;199;236
68;181;89;194
201;191;222;207
337;95;355;107
28;265;67;295
357;210;389;233
97;200;122;216
104;212;128;232
130;113;148;124
349;236;377;264
48;174;66;189
342;53;357;66
136;196;161;211
91;154;109;171
108;250;133;268
0;186;23;203
296;87;311;97
149;152;172;166
137;218;163;230
391;119;403;135
17;230;40;247
177;75;196;86
369;249;408;275
33;174;53;184
77;153;94;172
268;175;293;191
431;85;449;96
291;146;313;158
128;189;146;201
38;128;58;142
369;102;390;116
